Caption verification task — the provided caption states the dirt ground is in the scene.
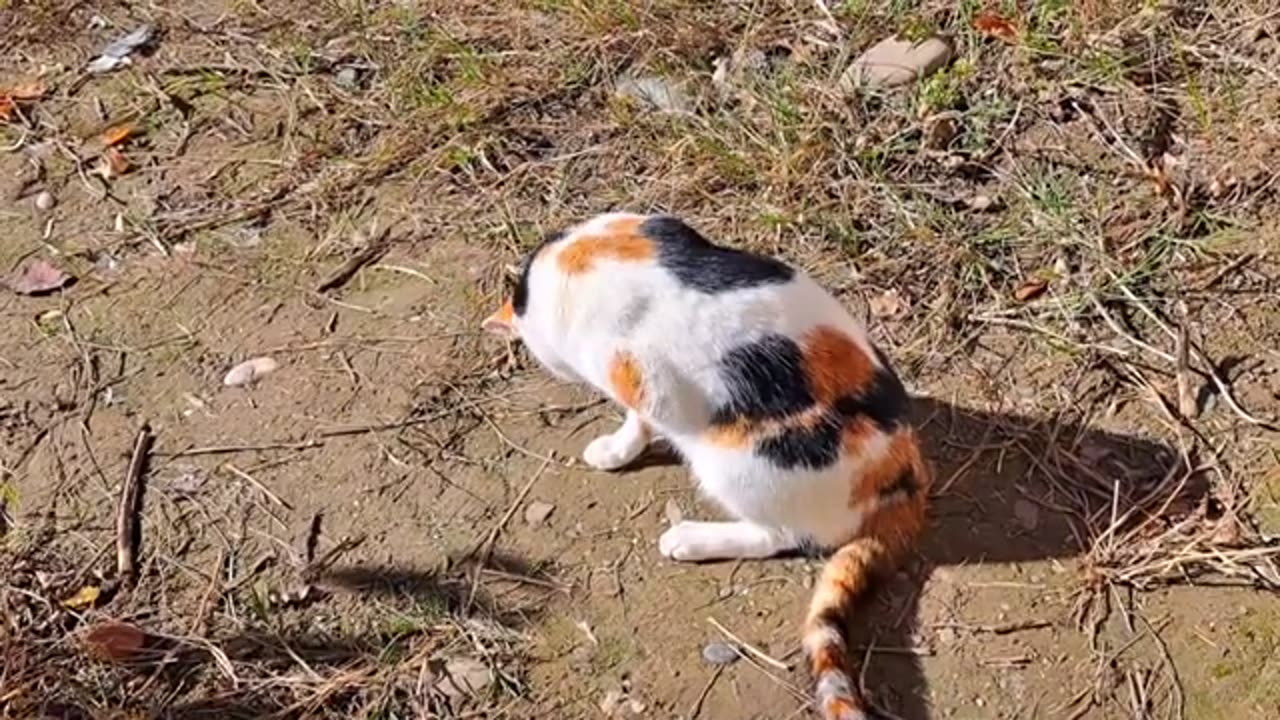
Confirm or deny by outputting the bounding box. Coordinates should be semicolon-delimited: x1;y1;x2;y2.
2;2;1279;719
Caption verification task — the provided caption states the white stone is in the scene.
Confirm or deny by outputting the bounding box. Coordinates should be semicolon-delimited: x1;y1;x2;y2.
222;357;279;387
842;36;954;91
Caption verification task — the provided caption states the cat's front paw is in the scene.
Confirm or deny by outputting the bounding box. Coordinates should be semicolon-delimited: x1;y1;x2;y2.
582;434;636;471
658;522;700;561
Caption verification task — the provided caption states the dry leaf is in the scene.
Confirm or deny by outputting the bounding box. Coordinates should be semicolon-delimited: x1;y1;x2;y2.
82;620;147;662
5;259;74;296
869;289;906;319
434;656;495;700
1013;278;1048;302
101;124;136;147
102;147;131;177
0;80;46;122
8;80;47;100
62;585;102;609
974;11;1019;41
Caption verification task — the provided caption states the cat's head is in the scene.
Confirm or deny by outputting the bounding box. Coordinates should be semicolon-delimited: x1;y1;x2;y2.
481;297;518;339
480;234;580;381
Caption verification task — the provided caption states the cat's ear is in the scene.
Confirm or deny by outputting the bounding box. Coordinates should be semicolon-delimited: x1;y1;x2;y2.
482;299;517;338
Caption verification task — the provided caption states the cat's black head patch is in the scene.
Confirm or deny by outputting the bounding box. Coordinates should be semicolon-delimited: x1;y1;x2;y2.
512;229;567;316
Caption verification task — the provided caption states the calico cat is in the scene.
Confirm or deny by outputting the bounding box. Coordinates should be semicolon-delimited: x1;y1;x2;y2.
482;212;931;720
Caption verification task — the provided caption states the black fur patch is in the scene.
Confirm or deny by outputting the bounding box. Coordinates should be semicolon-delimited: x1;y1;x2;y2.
832;366;907;432
757;412;844;470
639;215;794;293
710;334;813;425
512;230;567;316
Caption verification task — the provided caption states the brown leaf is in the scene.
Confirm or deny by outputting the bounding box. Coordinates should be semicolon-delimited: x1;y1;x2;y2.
102;147;131;177
974;11;1019;42
1013;278;1048;302
0;80;46;122
101;124;136;147
82;621;147;663
8;80;47;100
5;259;74;296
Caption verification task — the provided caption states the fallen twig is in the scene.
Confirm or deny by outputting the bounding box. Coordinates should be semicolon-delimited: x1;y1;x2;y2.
315;226;393;293
117;422;154;585
707;616;792;671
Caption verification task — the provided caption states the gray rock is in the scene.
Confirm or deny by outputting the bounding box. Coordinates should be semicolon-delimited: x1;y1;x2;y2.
701;641;740;665
615;75;693;113
842;36;954;91
524;500;555;526
335;67;360;90
435;656;494;700
1013;499;1040;531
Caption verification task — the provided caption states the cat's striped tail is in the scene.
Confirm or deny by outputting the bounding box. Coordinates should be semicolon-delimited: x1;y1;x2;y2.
802;536;891;720
803;433;930;720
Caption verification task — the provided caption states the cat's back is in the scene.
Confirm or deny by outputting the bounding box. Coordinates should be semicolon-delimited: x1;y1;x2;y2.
527;212;855;343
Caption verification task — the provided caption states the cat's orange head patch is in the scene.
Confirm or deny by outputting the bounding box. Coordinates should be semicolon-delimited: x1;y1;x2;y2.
557;221;654;275
482;298;517;338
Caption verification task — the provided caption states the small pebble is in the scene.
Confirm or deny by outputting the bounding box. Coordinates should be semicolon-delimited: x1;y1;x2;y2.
1013;499;1040;531
335;67;360;89
701;641;740;666
34;190;54;211
222;357;279;387
524;500;555;526
615;75;693;113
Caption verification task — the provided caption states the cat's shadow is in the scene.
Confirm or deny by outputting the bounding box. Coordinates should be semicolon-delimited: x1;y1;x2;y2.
627;396;1198;719
860;398;1196;719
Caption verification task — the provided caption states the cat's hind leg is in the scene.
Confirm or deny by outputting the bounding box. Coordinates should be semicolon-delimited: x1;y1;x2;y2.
659;521;796;561
583;409;651;471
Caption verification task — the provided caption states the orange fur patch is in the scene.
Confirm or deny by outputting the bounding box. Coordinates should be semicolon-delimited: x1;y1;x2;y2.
494;299;514;324
608;351;646;410
801;325;875;404
703;421;752;448
855;489;927;556
556;229;654;275
703;406;831;448
850;428;927;505
809;646;846;676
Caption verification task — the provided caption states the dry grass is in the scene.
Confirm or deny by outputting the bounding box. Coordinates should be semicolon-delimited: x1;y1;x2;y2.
2;0;1279;718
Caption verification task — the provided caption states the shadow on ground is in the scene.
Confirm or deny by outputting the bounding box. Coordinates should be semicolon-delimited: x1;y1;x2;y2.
853;397;1194;720
12;553;553;720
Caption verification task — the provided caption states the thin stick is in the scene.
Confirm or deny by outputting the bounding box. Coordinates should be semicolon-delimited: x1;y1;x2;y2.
315;226;392;293
688;665;725;720
223;463;293;510
928;619;1052;635
473;455;553;562
116;423;154;585
707;616;792;671
160;439;324;458
1175;309;1197;419
464;455;553;611
1114;283;1276;430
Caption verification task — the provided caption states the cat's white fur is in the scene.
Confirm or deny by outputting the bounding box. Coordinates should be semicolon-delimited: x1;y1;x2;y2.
497;212;893;560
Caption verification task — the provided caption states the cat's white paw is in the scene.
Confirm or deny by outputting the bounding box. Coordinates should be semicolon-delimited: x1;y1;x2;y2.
658;522;703;561
583;434;637;471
